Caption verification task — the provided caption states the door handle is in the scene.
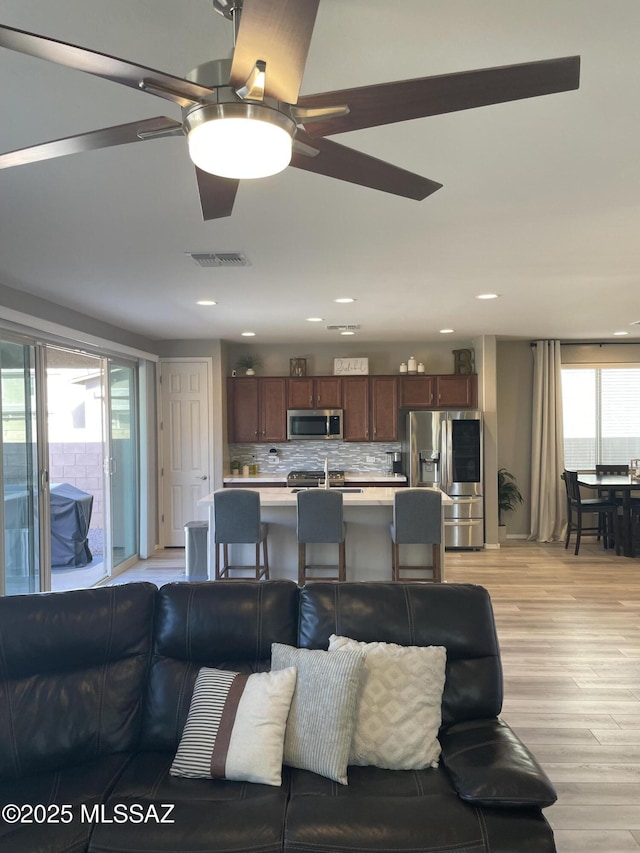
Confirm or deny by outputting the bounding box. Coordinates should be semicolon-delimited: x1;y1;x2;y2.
197;475;208;480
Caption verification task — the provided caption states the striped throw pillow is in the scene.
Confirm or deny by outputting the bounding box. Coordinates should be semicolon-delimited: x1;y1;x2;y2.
271;644;364;785
170;666;297;786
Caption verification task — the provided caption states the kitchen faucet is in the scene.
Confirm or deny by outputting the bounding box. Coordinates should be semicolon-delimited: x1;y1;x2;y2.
323;456;330;489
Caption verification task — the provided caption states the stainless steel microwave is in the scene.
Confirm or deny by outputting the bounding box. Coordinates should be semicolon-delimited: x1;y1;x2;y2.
287;409;343;440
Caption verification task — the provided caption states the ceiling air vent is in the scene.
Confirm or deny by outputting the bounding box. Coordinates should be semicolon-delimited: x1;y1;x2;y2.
326;324;360;332
186;252;250;268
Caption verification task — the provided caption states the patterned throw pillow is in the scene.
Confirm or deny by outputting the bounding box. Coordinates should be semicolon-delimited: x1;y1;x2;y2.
271;644;364;785
329;635;447;770
170;666;297;786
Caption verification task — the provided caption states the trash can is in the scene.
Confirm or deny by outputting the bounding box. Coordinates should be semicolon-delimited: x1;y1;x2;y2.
185;520;209;579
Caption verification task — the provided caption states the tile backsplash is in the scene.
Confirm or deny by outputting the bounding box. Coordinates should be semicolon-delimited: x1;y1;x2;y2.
227;441;402;475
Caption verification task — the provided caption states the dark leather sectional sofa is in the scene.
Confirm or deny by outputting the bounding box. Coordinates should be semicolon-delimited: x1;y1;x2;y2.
0;580;558;852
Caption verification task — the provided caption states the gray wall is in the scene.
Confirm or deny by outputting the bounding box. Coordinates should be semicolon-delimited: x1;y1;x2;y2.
225;339;475;377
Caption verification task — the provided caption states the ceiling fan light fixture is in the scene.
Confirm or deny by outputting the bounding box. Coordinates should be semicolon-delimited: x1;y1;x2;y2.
185;103;295;180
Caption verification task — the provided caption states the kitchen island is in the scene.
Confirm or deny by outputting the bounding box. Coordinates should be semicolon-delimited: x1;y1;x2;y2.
200;487;451;583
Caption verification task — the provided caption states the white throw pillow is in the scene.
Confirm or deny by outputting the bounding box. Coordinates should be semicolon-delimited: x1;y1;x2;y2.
329;635;446;770
170;666;297;786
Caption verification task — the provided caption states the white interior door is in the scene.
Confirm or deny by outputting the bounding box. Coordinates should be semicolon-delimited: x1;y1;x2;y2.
160;360;211;546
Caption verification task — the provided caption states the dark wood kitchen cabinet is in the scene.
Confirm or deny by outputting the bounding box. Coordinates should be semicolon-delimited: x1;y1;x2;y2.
287;377;342;409
227;371;476;445
399;376;435;408
399;374;477;409
227;377;287;442
435;374;477;408
342;376;398;442
370;376;398;441
342;376;370;441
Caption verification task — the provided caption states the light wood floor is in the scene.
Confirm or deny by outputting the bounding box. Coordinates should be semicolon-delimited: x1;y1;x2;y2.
114;539;640;853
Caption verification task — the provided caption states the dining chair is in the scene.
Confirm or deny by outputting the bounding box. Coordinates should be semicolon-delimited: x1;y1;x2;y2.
389;488;442;582
595;463;629;500
595;464;629;475
595;464;629;539
213;489;269;580
630;501;640;558
562;470;619;556
296;489;346;585
595;464;640;553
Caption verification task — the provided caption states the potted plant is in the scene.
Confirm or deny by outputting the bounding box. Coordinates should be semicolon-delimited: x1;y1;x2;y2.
498;467;523;541
236;353;263;376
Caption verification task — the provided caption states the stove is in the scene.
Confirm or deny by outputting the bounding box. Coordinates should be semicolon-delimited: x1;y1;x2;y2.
287;469;345;488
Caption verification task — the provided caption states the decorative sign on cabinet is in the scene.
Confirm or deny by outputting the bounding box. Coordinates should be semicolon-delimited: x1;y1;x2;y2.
333;357;369;375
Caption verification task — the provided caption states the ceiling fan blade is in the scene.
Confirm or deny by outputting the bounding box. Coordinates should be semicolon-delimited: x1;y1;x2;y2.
195;168;239;220
0;24;213;107
0;117;183;170
230;0;319;103
297;55;581;137
291;131;442;201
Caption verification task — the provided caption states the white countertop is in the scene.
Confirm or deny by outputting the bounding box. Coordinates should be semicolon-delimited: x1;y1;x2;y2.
203;486;450;507
223;472;407;485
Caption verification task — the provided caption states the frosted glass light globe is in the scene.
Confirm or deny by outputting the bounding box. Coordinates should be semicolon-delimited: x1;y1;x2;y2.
188;115;293;180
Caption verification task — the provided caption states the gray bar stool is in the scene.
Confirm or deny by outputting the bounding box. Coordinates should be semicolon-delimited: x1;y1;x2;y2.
296;489;346;585
213;489;269;580
390;489;442;582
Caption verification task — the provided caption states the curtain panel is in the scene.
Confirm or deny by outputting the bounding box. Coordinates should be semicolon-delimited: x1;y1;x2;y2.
529;340;567;541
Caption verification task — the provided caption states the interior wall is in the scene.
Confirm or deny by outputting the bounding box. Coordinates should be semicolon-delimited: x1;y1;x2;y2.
0;282;157;357
224;338;476;377
474;335;498;547
561;343;640;364
496;340;533;537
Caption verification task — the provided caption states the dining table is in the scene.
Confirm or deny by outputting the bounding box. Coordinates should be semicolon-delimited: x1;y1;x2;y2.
577;473;640;557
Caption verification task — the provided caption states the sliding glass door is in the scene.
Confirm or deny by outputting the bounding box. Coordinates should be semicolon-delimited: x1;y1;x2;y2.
46;347;108;591
108;362;138;571
0;336;141;595
0;339;41;595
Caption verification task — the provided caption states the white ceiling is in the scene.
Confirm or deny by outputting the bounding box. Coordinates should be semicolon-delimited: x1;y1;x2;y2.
1;0;639;346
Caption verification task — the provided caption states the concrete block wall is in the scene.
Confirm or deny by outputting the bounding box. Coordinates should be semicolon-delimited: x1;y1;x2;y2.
49;442;104;531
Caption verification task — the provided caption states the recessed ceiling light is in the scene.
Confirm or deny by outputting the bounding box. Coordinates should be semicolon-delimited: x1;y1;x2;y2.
613;331;629;336
476;293;500;300
306;317;324;322
241;331;256;337
196;299;217;306
334;297;356;304
341;331;355;336
439;328;455;334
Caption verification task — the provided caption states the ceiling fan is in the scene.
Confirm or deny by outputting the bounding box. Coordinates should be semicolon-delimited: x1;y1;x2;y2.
0;0;580;221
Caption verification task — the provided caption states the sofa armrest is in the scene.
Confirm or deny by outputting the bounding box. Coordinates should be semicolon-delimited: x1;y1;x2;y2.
439;718;557;808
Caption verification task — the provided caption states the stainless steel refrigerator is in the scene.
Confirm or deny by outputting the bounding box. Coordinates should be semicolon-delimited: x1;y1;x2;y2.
400;410;483;549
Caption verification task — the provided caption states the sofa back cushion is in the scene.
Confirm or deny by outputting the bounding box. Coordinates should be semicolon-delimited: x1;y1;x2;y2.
141;580;299;750
0;583;156;780
298;582;502;727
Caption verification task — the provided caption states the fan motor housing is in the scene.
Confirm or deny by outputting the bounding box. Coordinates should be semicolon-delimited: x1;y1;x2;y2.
183;101;296;139
186;58;232;89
